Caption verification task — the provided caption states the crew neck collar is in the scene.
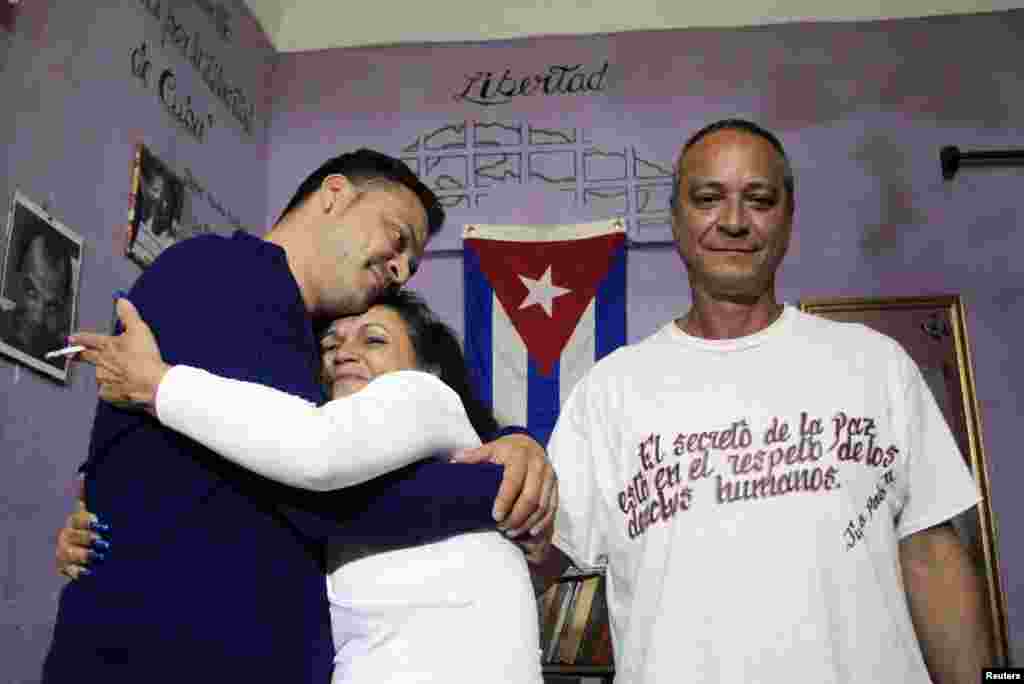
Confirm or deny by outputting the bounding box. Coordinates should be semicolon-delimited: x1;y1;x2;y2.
663;304;795;353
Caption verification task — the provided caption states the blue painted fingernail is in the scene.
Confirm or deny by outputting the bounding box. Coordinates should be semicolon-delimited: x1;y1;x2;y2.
79;567;92;577
89;521;112;535
88;550;108;563
91;538;111;552
114;289;129;300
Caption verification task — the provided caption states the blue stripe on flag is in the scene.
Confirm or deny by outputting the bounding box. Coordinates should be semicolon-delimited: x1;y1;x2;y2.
596;242;627;360
527;358;560;446
463;247;493;412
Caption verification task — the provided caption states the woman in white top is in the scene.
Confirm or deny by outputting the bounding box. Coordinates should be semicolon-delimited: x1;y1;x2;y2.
58;289;544;684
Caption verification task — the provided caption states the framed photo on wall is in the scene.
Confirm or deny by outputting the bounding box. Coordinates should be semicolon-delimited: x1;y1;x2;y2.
0;191;83;383
126;143;187;268
798;294;1009;665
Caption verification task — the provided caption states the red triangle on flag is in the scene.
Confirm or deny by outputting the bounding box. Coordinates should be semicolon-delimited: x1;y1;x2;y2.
466;232;624;376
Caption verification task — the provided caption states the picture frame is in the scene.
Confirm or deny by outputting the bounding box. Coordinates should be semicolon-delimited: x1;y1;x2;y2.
126;143;187;268
0;190;84;383
798;294;1009;665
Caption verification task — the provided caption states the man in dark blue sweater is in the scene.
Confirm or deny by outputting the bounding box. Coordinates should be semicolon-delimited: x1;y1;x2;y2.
42;150;555;683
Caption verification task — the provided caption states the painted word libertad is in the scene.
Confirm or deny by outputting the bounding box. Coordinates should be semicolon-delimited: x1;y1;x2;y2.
455;62;610;106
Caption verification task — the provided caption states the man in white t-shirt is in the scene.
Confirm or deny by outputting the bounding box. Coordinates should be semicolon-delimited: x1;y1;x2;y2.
532;119;993;683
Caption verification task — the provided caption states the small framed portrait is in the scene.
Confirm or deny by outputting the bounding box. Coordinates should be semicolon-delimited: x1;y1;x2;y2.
0;191;84;382
126;143;186;268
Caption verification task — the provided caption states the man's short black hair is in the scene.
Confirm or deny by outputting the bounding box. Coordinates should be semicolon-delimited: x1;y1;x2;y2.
670;118;795;215
278;149;445;239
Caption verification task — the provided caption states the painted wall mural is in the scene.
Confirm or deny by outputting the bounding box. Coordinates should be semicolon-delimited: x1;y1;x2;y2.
400;121;675;244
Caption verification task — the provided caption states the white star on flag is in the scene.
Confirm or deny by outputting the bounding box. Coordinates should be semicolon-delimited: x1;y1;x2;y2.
518;265;572;317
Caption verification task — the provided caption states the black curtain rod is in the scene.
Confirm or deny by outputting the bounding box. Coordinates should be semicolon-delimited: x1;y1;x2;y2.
940;145;1024;180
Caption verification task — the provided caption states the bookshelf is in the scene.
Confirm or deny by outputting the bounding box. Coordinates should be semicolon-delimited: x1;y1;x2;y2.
537;565;614;684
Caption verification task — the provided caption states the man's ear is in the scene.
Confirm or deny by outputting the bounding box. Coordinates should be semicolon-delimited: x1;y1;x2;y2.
319;174;357;215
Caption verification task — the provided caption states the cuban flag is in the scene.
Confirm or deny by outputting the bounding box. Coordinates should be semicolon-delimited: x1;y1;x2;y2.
464;219;627;445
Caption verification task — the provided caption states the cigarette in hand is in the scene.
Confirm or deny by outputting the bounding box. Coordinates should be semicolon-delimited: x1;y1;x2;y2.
44;345;86;359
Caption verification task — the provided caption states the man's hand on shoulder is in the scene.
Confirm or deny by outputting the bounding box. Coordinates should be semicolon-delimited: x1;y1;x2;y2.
451;432;557;540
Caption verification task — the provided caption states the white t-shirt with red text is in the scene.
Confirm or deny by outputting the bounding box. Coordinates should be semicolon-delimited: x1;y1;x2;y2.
549;305;980;684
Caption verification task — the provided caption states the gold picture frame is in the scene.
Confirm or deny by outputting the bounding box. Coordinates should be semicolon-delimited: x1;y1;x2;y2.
798;294;1008;665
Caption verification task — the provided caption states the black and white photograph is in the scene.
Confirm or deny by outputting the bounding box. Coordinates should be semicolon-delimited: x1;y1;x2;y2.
0;191;83;382
126;143;187;267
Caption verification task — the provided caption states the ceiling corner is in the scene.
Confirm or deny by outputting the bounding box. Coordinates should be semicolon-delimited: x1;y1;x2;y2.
240;0;290;50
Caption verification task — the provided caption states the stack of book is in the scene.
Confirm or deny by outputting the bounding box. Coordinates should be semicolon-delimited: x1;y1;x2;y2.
537;565;613;671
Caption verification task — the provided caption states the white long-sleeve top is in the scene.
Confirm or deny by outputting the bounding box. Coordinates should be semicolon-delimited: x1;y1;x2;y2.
155;366;482;490
153;365;544;683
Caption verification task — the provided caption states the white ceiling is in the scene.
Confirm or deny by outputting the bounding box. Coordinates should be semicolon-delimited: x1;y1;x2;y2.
243;0;1022;52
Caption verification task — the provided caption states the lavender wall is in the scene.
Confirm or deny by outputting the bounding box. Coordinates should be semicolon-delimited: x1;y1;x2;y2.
0;1;275;681
267;10;1024;664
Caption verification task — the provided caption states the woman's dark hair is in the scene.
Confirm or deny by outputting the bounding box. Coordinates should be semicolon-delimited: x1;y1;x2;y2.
369;289;499;441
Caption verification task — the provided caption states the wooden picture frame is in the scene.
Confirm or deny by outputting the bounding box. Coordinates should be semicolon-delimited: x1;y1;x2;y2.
798;295;1008;665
